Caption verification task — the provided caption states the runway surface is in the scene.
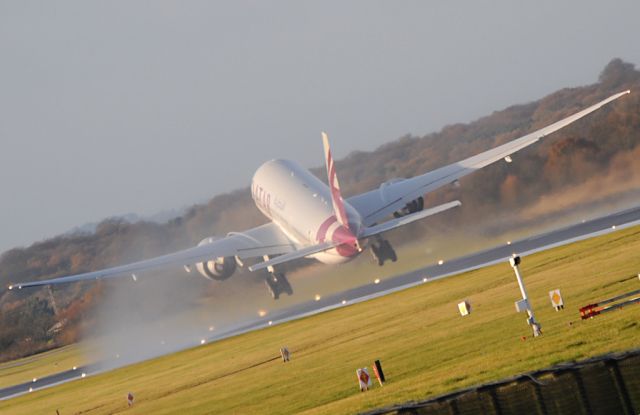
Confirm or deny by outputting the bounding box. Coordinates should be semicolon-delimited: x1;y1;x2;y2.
2;205;640;400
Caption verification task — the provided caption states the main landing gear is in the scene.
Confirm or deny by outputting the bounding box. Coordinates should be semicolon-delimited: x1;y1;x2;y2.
264;272;293;300
370;236;397;266
262;255;293;300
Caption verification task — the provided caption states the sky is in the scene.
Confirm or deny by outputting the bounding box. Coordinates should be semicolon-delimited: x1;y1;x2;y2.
1;1;639;254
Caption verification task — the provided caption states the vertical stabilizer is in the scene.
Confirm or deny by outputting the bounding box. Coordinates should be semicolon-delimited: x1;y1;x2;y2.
322;132;351;231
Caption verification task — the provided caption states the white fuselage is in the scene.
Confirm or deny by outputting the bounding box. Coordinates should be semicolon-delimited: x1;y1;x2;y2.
251;159;364;264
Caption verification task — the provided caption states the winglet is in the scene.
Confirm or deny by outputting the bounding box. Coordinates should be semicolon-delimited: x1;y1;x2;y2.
322;132;351;231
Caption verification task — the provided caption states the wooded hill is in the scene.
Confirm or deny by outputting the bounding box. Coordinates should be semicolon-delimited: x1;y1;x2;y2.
1;59;639;361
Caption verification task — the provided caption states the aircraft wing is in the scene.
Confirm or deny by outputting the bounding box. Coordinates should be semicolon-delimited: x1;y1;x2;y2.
348;90;630;226
8;222;297;290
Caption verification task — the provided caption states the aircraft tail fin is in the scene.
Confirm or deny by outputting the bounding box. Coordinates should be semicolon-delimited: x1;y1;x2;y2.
322;132;351;231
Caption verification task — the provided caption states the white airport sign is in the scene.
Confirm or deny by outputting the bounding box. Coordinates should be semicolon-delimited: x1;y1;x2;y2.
549;289;564;310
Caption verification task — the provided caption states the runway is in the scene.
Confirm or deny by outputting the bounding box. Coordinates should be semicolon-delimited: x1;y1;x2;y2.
2;204;640;400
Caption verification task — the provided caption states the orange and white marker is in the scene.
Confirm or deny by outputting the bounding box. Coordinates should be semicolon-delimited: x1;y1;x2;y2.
549;289;564;311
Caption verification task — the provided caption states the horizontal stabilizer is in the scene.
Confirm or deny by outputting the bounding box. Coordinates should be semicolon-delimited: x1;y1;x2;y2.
249;241;336;272
249;201;461;271
361;200;461;238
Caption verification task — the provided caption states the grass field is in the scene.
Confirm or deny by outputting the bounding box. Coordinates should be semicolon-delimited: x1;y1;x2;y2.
0;344;87;390
2;225;640;414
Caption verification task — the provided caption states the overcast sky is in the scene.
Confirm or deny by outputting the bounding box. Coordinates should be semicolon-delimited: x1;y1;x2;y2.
1;1;639;253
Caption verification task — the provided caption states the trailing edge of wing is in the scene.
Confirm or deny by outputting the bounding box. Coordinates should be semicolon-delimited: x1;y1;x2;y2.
348;90;631;226
8;223;296;290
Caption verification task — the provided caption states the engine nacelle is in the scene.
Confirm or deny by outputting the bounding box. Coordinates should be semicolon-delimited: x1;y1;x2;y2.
393;196;424;218
196;257;237;281
195;237;237;281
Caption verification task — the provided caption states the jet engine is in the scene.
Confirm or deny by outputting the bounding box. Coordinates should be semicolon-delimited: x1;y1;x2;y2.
194;237;237;281
393;196;424;218
196;257;237;281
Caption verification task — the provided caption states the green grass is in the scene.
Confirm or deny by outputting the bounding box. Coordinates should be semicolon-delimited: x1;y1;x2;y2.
2;226;640;414
0;344;87;389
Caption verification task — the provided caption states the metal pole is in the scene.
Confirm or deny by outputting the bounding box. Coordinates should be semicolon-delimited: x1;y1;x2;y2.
513;265;530;302
510;256;541;336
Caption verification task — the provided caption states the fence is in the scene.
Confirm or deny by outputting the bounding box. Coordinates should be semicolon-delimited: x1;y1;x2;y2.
365;348;640;415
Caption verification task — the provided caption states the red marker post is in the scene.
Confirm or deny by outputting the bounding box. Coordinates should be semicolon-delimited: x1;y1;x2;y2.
373;360;386;386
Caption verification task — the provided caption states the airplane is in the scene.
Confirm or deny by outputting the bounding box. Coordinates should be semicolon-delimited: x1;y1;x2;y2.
7;90;630;299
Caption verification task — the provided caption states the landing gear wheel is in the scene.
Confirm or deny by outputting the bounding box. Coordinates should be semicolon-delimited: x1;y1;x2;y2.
371;238;397;265
276;273;293;296
381;240;397;263
370;243;384;266
388;244;398;262
264;272;294;300
265;275;280;300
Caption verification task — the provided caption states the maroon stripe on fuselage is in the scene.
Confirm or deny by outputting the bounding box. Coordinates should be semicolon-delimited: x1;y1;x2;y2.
316;215;338;243
332;225;359;257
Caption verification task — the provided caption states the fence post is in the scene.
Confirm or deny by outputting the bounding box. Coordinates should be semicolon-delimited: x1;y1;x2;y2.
486;388;502;415
531;380;548;415
607;360;636;415
571;371;593;415
447;398;459;415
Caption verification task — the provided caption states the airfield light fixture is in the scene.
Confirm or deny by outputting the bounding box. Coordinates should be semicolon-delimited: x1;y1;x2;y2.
509;256;541;337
